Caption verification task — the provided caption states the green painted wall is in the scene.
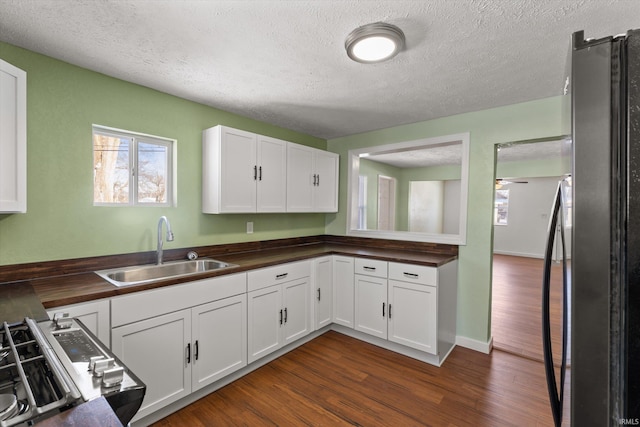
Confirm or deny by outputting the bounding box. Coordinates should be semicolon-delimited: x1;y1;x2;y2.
0;42;326;265
326;97;564;346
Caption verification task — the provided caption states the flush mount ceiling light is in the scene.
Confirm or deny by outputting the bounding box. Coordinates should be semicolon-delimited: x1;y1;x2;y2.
345;22;405;63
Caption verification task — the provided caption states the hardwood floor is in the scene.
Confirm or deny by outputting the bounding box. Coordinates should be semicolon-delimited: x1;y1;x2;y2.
152;331;556;426
491;254;568;365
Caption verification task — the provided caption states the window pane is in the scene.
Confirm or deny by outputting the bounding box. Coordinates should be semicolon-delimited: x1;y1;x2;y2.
93;133;130;203
494;189;509;225
137;141;168;204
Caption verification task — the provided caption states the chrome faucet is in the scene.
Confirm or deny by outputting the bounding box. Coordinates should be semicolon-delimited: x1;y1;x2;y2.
157;216;174;265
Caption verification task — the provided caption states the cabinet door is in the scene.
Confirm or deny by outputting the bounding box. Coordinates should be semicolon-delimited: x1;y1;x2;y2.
314;257;333;329
191;295;247;392
354;274;388;339
256;135;287;212
333;256;354;328
286;143;314;212
247;285;282;363
0;59;26;213
111;309;192;421
388;280;437;354
313;150;339;212
219;127;257;212
282;278;310;344
47;299;110;347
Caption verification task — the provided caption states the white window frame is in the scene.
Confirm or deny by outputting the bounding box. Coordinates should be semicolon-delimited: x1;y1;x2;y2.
93;125;176;207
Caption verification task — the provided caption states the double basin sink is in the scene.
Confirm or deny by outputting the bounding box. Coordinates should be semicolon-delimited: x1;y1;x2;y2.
96;258;237;287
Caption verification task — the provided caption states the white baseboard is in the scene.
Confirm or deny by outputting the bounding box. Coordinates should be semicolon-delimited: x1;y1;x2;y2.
492;250;543;259
456;335;493;354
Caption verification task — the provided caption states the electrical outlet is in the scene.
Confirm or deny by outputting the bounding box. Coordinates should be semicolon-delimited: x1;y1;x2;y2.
246;221;253;234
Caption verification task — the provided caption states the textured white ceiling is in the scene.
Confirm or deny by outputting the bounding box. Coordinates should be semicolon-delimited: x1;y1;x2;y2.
0;1;639;139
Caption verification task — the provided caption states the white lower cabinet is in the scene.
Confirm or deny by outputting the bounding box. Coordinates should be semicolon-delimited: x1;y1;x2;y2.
47;299;110;346
354;274;388;339
387;280;437;353
191;295;247;391
332;256;354;328
112;309;192;420
110;273;247;422
247;278;311;363
353;260;452;356
313;256;333;330
247;260;312;364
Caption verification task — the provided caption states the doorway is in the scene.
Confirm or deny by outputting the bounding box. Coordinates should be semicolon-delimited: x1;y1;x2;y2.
491;138;570;362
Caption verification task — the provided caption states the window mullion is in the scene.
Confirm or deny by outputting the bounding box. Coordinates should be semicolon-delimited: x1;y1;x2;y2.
131;138;137;205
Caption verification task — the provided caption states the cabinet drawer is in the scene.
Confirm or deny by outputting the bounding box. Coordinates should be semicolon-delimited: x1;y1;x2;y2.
354;258;387;278
388;262;437;286
248;260;311;292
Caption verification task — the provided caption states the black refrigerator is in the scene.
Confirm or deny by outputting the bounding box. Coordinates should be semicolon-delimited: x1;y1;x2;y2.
543;29;640;426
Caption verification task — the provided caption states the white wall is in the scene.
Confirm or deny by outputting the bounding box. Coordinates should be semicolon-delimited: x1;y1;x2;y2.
493;176;564;258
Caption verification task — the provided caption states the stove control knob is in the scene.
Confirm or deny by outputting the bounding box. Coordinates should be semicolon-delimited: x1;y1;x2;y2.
92;358;115;377
102;366;125;389
53;312;73;329
88;356;105;372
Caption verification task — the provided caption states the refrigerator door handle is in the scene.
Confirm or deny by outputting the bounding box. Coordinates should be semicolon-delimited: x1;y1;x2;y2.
542;181;569;427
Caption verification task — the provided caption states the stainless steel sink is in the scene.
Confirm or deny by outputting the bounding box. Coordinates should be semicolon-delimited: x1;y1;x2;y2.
95;259;238;287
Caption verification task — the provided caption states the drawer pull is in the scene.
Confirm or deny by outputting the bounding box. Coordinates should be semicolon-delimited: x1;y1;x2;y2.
276;273;289;280
403;272;419;278
363;266;376;271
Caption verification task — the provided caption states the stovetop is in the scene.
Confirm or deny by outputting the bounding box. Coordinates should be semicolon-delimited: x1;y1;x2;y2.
0;318;81;427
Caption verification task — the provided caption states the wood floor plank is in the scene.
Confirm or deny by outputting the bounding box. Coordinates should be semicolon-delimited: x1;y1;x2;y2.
491;254;568;365
152;331;557;426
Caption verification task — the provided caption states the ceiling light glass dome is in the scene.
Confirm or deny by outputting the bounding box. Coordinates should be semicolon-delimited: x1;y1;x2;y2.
345;22;405;63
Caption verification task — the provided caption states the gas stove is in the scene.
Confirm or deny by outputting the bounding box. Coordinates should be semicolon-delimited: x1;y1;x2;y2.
0;316;144;426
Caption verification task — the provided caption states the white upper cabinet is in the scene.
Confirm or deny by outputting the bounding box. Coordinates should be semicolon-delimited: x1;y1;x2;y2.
0;58;27;213
286;143;339;213
256;134;287;212
202;126;286;213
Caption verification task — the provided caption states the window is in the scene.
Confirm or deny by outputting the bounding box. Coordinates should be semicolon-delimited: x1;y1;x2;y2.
93;125;175;206
357;175;367;229
494;189;509;225
562;177;572;227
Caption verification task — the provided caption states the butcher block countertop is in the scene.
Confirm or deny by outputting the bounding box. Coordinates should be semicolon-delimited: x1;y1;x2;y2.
0;236;458;309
